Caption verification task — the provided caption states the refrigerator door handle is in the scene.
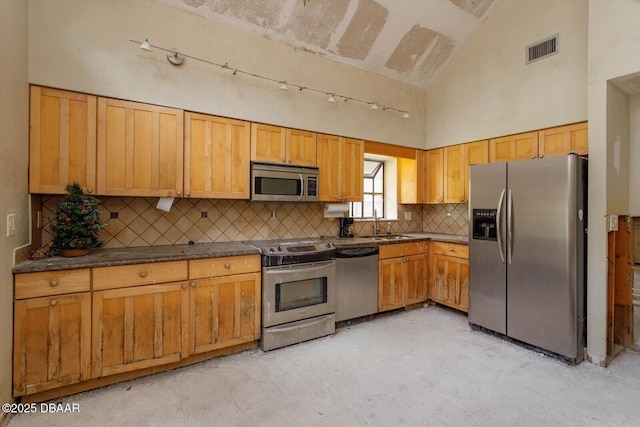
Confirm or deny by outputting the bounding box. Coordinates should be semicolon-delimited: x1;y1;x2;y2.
507;189;513;265
496;188;506;264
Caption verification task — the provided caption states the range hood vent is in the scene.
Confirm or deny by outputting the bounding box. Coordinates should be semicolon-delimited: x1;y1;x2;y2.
526;34;558;64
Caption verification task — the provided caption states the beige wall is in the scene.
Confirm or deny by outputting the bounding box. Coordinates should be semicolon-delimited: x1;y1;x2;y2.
0;0;30;414
426;0;588;148
27;0;427;149
588;0;640;364
629;94;640;215
606;83;630;214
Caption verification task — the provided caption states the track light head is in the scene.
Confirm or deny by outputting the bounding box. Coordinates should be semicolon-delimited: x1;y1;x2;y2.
371;102;378;110
328;94;336;103
280;81;288;90
403;111;410;119
140;39;151;52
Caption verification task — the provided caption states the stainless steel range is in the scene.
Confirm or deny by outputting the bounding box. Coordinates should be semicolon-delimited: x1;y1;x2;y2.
247;238;336;351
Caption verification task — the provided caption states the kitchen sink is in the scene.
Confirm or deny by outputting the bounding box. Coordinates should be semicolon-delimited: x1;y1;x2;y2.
362;235;411;241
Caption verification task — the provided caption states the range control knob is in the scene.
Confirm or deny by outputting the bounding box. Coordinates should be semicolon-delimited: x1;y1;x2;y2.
326;243;331;248
268;248;275;253
277;246;282;252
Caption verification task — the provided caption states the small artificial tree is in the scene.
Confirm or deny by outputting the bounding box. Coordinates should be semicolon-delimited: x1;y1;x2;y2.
50;183;106;252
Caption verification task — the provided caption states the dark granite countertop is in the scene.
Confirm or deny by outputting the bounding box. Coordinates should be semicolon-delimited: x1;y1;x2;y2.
13;241;260;274
13;233;468;274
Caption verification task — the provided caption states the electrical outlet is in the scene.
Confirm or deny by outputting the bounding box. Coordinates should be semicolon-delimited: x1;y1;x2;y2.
608;215;618;232
7;214;16;237
404;212;412;221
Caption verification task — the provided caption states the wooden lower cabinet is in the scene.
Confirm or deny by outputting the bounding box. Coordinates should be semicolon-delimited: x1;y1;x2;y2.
188;272;261;356
13;293;91;396
91;282;189;378
378;242;428;312
429;243;469;313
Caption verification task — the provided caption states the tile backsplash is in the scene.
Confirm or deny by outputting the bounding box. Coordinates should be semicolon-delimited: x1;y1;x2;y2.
40;196;426;248
422;204;469;236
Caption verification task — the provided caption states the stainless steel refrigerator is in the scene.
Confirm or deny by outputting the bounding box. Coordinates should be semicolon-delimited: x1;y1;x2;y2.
468;154;587;363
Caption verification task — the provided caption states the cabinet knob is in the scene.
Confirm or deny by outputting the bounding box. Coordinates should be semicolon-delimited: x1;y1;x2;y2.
539;154;544;158
449;247;455;252
190;282;196;288
176;191;182;197
182;284;187;290
50;300;58;306
225;263;231;269
139;271;147;278
185;191;190;197
531;155;536;159
49;280;58;287
87;188;93;194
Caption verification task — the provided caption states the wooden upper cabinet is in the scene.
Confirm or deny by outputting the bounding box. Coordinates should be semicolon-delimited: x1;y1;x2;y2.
416;150;428;204
341;138;364;202
286;128;317;166
443;145;466;204
29;86;97;194
425;148;444;204
251;123;317;166
250;123;286;164
398;157;418;204
489;131;539;163
317;134;363;202
185;113;250;199
96;98;183;197
538;122;588;158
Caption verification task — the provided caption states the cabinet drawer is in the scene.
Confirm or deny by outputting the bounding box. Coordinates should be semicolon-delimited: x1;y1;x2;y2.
378;241;428;260
15;269;91;299
189;255;261;279
431;242;469;258
93;261;188;290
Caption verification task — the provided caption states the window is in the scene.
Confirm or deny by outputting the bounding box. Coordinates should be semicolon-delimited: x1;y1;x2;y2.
350;159;384;219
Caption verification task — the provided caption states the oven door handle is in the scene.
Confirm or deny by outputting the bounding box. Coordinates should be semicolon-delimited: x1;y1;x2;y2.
265;260;334;275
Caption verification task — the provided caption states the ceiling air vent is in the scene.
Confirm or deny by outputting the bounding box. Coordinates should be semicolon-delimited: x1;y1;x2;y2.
526;34;559;64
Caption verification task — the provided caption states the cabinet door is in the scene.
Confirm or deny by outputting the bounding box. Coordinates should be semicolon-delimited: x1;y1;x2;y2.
430;254;469;313
443;145;466;204
489;131;539;162
465;140;489;201
405;254;428;305
188;273;260;356
13;293;91;396
29;86;97;194
97;98;183;197
378;258;405;312
286;128;317;166
425;148;444;204
341;138;364;202
250;123;286;164
538;122;588;158
185;113;250;199
92;282;188;378
416;150;428;204
317;134;343;201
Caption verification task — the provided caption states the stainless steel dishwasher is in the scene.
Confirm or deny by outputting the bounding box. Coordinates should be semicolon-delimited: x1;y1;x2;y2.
335;247;379;322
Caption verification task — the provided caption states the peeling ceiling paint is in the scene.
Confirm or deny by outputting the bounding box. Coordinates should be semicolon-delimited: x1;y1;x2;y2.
161;0;498;88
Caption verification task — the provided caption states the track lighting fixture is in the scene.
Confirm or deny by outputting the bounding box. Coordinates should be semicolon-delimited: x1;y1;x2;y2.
130;38;410;119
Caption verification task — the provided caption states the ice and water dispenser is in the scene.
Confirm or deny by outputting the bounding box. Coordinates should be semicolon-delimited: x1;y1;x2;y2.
472;209;497;241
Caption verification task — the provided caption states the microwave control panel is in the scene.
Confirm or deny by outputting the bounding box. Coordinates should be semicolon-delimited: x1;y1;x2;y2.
307;176;318;197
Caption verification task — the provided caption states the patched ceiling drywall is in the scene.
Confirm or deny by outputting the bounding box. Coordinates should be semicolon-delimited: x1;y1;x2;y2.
162;0;498;88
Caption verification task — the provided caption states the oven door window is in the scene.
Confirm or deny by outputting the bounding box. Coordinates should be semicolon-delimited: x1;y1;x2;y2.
276;277;328;312
255;176;302;197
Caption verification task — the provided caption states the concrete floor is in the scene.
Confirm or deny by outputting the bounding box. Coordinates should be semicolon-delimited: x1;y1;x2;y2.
8;306;640;426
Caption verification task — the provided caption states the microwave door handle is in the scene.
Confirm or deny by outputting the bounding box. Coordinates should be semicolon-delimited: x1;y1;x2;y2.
299;174;304;200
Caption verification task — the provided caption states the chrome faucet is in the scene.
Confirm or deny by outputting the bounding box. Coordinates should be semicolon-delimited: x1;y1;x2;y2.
373;208;378;236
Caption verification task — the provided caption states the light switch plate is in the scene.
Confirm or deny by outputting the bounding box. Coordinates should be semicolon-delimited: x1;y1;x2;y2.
7;213;16;237
608;215;618;232
404;212;411;220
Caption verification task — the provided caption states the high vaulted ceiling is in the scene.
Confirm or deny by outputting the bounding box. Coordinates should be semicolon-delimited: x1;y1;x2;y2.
163;0;498;88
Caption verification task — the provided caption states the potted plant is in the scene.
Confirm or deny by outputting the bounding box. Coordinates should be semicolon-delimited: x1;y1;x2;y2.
50;183;106;257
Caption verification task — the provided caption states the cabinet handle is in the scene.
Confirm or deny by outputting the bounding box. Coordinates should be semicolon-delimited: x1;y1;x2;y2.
139;272;148;278
185;191;190;197
49;280;58;287
176;191;182;196
50;300;58;306
191;282;196;288
224;263;231;269
86;188;93;194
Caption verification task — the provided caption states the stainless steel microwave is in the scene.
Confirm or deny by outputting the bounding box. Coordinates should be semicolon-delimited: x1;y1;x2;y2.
250;162;319;202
